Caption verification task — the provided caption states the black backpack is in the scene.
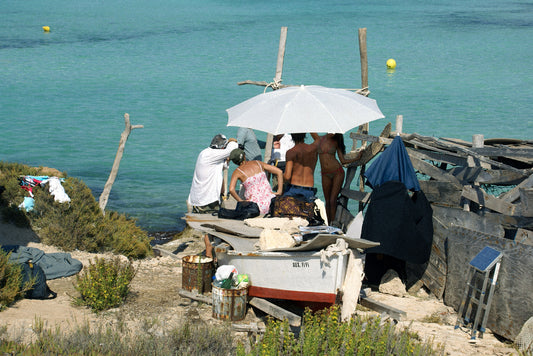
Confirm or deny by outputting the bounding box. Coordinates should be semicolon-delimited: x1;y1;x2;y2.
217;201;260;220
20;261;57;299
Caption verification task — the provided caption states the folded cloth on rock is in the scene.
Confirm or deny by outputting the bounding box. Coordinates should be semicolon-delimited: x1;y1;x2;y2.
258;229;296;250
2;245;82;280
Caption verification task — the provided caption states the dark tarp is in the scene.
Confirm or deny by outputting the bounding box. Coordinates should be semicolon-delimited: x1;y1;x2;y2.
2;245;83;280
361;181;433;264
364;135;420;191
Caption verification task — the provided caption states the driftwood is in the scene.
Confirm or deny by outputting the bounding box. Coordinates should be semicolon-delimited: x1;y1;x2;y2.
99;113;143;213
338;123;533;341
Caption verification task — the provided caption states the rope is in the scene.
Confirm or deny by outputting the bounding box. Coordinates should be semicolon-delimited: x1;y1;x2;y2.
263;78;283;93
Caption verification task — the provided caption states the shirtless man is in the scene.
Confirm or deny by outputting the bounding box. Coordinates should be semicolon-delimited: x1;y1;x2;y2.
283;133;318;201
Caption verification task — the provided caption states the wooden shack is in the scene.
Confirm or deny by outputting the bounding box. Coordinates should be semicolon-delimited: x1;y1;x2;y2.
336;119;533;341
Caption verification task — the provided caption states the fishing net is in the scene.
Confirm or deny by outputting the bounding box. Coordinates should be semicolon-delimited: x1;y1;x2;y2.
516;316;533;354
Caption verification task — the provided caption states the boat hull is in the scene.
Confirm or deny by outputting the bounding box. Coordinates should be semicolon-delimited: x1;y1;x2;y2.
215;244;351;304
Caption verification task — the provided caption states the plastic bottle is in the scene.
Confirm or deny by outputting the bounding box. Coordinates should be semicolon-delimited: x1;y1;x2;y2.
220;272;234;289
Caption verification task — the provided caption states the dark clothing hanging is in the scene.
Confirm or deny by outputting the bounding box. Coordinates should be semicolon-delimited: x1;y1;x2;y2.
361;181;433;264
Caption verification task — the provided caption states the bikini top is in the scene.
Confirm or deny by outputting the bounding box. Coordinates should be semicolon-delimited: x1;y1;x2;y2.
317;137;337;155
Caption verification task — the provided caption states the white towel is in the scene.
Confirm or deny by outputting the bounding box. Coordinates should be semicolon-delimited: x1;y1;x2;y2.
48;177;71;203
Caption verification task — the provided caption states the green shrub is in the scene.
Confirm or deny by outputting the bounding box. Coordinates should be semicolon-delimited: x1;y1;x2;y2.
240;305;444;356
0;248;34;311
0;161;152;259
0;318;236;355
73;257;136;312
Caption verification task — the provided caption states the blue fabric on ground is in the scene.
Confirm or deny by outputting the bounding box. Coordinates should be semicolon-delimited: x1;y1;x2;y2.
364;135;420;191
2;245;83;280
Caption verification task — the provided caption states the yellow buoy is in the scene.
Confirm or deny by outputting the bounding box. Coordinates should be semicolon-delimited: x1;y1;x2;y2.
42;26;50;32
386;58;396;69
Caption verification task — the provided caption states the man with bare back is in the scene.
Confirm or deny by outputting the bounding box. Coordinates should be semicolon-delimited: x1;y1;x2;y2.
283;133;318;201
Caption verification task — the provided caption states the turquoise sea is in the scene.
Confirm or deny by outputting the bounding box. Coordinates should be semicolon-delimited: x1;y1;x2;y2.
1;0;532;231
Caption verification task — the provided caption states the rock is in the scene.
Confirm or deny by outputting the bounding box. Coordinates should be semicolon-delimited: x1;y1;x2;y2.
379;269;407;297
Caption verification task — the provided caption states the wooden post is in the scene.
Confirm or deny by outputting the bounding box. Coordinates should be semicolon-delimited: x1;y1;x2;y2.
357;28;369;212
358;28;368;92
263;26;288;164
99;113;143;214
472;134;484;148
395;115;403;135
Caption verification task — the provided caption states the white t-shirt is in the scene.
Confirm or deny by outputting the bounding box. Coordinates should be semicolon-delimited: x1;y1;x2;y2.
187;141;238;207
271;134;295;162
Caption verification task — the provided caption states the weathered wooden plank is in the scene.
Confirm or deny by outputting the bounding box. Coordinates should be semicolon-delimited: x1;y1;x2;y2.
444;226;533;341
519;188;533;217
448;166;525;185
407;133;531;175
462;185;517;216
408;154;463;189
178;289;212;304
468;147;533;158
405;147;466;166
419;216;448;299
232;323;266;333
419;181;462;207
359;296;407;321
249;297;301;326
349;123;392;166
340;188;371;203
481;212;533;230
499;173;533;203
431;205;505;237
515;228;533;246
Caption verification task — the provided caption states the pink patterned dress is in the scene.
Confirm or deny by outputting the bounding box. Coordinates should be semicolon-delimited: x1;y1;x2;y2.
237;162;275;214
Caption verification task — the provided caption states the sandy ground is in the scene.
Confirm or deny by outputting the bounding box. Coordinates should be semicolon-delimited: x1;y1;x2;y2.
0;221;518;355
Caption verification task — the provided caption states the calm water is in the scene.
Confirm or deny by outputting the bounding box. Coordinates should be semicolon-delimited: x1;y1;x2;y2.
1;0;532;231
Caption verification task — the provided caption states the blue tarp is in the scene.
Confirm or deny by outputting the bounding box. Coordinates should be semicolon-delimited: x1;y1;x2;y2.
364;135;420;191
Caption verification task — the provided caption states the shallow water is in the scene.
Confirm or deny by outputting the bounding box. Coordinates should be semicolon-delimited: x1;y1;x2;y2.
1;0;531;231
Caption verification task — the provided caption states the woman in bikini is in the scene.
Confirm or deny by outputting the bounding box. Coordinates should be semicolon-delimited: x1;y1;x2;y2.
228;148;283;214
311;133;362;224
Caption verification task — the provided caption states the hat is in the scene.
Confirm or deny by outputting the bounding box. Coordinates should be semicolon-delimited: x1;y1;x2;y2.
230;148;245;165
210;134;228;149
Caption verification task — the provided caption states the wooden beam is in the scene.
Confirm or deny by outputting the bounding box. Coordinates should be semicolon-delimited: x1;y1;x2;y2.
340;188;370;203
232;323;266;333
462;185;517;216
248;297;301;326
468;147;533;158
178;289;212;304
499;173;533;203
408;153;463;189
359;296;406;321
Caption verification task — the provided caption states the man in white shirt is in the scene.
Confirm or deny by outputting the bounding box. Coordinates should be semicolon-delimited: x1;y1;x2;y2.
188;134;238;213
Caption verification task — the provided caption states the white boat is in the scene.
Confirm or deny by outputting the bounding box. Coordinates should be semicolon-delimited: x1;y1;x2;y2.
215;242;351;304
186;213;378;305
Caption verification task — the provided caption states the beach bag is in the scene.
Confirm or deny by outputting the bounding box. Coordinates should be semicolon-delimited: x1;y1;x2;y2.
269;196;324;226
217;201;260;220
20;261;57;299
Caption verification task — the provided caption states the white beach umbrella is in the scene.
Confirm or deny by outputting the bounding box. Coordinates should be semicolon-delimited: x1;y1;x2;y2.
226;85;385;135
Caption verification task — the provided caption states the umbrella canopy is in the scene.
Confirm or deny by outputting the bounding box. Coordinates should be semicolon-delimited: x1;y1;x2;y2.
226;85;385;135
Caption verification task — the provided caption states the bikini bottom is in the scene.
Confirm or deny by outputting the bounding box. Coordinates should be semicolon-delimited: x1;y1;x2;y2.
321;166;344;180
